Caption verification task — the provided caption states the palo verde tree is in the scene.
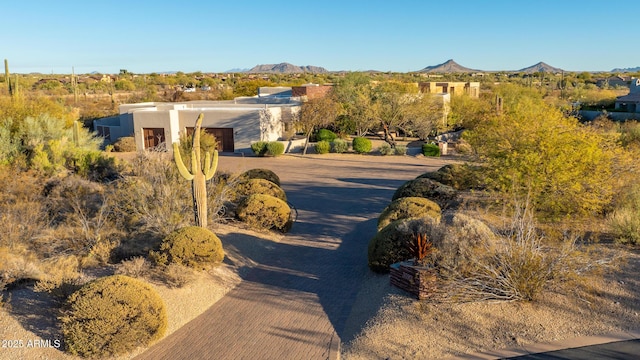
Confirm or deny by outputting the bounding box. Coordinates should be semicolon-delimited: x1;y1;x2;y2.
298;93;341;155
464;84;618;218
173;113;218;227
333;73;378;136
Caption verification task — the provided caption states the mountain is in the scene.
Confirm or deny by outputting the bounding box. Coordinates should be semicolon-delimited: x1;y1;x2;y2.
225;68;250;73
518;62;563;73
246;62;328;74
611;66;640;73
418;59;479;73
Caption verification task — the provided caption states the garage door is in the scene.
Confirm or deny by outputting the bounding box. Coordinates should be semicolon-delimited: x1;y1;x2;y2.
187;127;234;152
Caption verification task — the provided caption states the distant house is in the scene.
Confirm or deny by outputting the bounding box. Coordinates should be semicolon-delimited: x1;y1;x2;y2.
597;75;630;89
93;97;301;153
615;78;640;113
418;81;480;98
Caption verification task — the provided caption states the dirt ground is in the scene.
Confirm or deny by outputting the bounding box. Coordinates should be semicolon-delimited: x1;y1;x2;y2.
1;152;639;359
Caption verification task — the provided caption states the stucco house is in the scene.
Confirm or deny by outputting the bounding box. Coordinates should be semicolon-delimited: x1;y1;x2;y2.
93;97;300;153
418;81;480;98
615;78;640;113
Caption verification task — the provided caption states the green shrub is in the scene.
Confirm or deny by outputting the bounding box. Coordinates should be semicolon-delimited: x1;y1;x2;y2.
233;178;287;202
153;226;225;269
251;141;268;156
378;143;393;155
417;164;482;190
422;143;441;157
60;275;167;358
377;197;441;230
238;168;281;186
113;136;137;152
392;178;457;208
70;150;122;182
352;137;372;154
608;184;640;245
394;145;407;155
331;138;349;153
368;217;442;273
316;128;338;142
236;194;292;232
266;141;285;156
315;140;331;154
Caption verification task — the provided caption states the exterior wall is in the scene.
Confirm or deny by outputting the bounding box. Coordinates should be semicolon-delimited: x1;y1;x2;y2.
292;85;333;100
132;110;174;150
93;114;134;143
419;82;480;98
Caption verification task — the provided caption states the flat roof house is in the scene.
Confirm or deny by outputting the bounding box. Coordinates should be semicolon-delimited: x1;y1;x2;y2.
418;81;480;98
615;78;640;113
94;97;301;153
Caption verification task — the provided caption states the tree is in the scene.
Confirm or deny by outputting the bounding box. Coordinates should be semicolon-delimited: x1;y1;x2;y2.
465;84;618;217
371;81;417;147
298;94;341;155
333;73;377;136
403;93;447;140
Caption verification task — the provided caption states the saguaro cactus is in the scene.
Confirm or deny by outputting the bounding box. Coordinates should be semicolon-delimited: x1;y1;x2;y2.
4;59;14;96
173;113;218;228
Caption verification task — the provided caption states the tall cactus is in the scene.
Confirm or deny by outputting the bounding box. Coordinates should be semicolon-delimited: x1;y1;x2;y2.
173;113;218;228
4;59;13;96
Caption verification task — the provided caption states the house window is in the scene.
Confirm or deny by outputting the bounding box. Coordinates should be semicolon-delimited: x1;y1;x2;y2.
143;128;165;150
97;126;111;141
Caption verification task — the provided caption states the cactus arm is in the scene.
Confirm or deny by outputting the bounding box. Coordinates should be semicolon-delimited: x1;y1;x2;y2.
173;142;195;180
204;150;218;181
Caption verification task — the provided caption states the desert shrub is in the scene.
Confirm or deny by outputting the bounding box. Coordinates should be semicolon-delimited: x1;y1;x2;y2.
378;143;393;155
394;145;407;155
60;275;167;358
378;197;442;230
251;141;268;156
422;143;441;157
266;141;285;156
233;178;287;202
332;138;349;153
368;217;443;273
33;255;83;300
316;128;338;142
237;168;281;186
236;194;292;232
315;140;331;154
608;184;640;245
154;263;196;288
417;164;482;190
112;136;136;152
115;256;151;278
352;137;372;154
454;138;473;154
152;226;224;269
392;178;457;208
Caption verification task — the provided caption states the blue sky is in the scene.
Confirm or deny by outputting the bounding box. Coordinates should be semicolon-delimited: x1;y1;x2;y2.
3;0;639;74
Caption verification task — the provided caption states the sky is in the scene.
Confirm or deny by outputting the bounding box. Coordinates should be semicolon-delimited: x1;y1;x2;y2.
2;0;639;74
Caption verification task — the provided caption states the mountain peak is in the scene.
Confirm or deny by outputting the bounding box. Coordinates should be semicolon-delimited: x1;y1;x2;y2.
518;62;563;73
418;59;479;73
246;62;328;74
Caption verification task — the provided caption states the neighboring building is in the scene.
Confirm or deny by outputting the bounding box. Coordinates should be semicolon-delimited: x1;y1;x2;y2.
258;86;292;98
94;97;301;153
291;84;333;100
418;81;480;98
615;78;640;113
597;75;630;89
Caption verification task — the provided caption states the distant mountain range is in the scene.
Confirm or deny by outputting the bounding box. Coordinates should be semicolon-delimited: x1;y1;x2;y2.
242;62;329;74
517;62;564;74
611;66;640;73
418;59;480;73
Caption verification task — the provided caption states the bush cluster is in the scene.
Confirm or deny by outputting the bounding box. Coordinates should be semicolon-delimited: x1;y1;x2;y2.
251;141;268;156
377;197;441;230
233;178;287;202
392;178;457;208
316;128;338;142
151;226;225;269
331;138;349;153
236;193;292;232
352;137;372;154
422;143;441;157
238;168;281;186
112;136;137;152
251;141;285;156
60;275;167;358
417;164;482;190
315;140;331;154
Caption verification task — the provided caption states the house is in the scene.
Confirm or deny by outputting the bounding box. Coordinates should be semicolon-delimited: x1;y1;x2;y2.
291;84;334;100
418;81;480;98
597;75;630;89
615;78;640;113
94;97;301;153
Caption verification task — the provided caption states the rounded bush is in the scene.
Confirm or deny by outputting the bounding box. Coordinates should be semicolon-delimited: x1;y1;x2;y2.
237;193;292;232
266;141;285;156
238;168;281;186
368;217;440;273
378;197;441;230
394;145;407;155
113;136;137;152
233;178;287;202
422;143;441;157
316;128;338;142
315;140;331;154
61;275;167;358
251;141;268;156
157;226;225;268
392;178;457;208
331;138;349;153
378;143;393;155
417;164;480;190
352;137;372;154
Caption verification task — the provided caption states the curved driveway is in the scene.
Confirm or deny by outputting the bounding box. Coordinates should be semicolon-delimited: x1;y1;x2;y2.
136;153;450;360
